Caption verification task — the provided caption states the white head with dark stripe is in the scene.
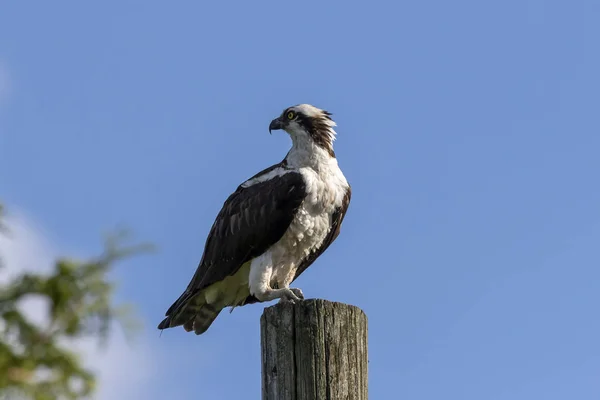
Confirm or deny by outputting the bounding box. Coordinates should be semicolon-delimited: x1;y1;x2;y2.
269;104;337;158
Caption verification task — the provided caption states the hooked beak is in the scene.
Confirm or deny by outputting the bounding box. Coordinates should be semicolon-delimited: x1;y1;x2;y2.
269;117;284;134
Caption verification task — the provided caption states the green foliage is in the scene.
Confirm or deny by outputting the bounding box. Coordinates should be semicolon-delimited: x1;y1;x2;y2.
0;206;152;399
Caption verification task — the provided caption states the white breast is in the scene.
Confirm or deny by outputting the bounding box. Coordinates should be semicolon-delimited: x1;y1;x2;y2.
269;158;348;287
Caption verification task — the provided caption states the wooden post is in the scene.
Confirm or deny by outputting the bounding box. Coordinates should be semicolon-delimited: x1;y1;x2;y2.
260;299;368;400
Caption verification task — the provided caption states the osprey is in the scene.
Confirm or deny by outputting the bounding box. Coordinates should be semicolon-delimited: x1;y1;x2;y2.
158;104;351;335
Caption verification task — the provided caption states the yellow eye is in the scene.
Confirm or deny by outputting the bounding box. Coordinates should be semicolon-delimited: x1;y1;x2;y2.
287;111;295;120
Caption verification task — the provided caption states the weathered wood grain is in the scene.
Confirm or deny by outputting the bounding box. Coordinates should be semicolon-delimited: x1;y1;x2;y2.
261;299;368;400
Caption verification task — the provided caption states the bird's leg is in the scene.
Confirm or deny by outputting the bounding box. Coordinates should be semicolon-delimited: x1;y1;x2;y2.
251;277;303;303
276;268;304;303
249;257;304;303
249;277;304;303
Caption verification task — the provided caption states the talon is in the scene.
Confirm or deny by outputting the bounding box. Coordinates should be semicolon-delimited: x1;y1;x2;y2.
278;288;302;303
290;288;304;300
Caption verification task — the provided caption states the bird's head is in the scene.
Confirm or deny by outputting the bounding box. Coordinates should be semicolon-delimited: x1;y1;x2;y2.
269;104;337;157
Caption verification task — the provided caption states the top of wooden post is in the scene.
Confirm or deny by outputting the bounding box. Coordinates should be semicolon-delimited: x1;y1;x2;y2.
260;299;368;400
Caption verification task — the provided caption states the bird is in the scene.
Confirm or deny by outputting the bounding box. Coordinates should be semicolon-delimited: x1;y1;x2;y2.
158;104;351;335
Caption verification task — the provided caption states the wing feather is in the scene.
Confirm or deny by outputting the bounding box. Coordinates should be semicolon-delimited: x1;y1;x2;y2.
163;168;306;317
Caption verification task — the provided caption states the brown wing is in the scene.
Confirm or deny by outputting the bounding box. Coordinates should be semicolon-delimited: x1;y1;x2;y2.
161;169;306;318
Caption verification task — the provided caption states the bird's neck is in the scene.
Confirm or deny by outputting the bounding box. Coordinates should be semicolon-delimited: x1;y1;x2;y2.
285;134;336;171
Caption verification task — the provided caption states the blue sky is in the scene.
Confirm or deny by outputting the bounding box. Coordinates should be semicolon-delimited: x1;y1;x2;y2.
1;1;599;398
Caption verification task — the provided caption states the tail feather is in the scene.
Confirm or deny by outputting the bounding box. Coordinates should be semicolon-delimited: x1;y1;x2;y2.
158;291;223;335
187;305;222;335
